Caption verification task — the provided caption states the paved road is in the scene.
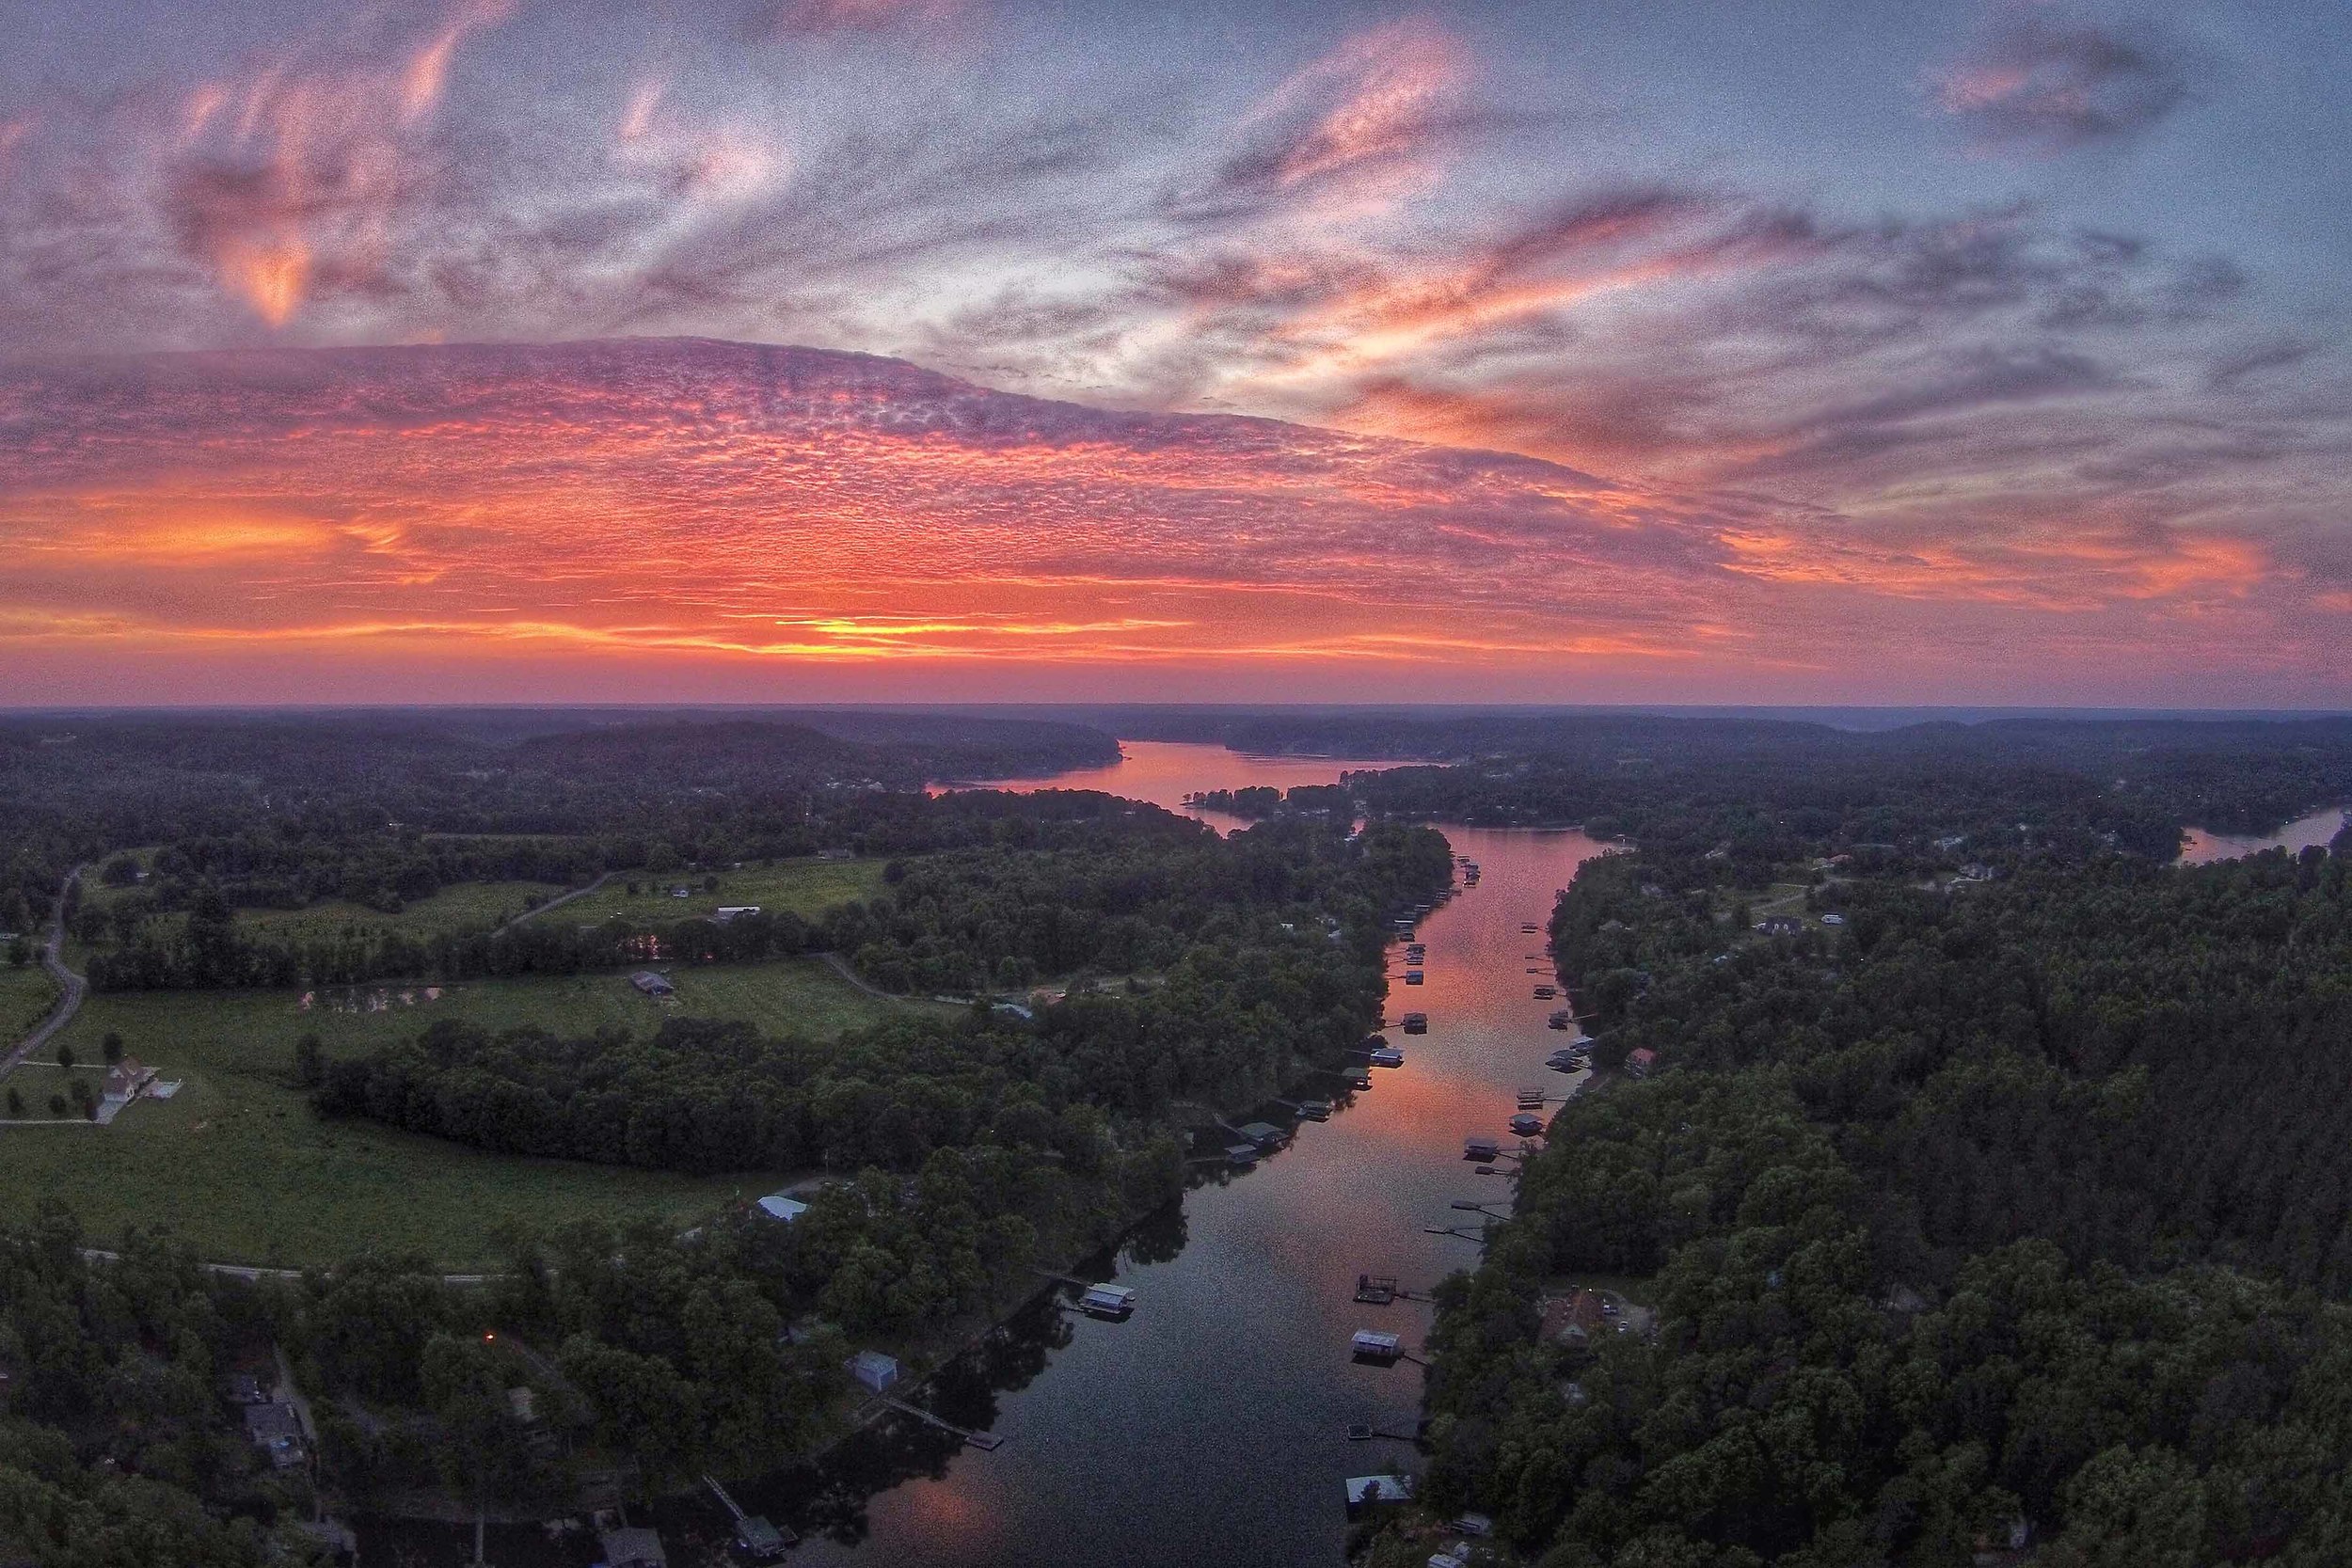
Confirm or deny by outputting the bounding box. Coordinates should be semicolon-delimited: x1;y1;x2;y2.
492;869;615;935
4;865;89;1082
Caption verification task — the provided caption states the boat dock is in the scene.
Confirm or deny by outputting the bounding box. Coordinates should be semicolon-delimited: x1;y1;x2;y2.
884;1397;1007;1450
1346;1423;1420;1442
1353;1273;1434;1305
702;1473;794;1559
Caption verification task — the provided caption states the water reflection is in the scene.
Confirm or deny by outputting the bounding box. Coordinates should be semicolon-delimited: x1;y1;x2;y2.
977;739;1410;835
758;748;1605;1566
360;744;1606;1566
2179;803;2347;864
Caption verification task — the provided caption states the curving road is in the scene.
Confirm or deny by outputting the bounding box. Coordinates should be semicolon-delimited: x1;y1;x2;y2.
491;869;615;935
4;865;88;1083
818;949;899;1001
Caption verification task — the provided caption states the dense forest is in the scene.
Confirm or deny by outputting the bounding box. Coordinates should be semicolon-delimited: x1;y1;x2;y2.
0;711;1117;930
12;706;2352;1564
70;787;1225;991
0;1170;1151;1565
313;816;1453;1159
1093;709;2352;846
1408;808;2352;1564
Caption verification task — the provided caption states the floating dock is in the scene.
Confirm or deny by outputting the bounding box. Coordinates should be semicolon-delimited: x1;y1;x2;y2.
1354;1274;1398;1305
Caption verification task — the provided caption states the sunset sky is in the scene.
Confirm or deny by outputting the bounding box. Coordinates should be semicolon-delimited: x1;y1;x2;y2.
2;0;2347;705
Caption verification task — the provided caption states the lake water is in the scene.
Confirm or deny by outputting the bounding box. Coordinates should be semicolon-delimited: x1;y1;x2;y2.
366;743;1608;1566
961;738;1416;835
2179;803;2348;864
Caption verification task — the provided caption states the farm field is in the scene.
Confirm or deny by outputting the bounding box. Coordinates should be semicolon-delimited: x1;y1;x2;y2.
0;957;944;1266
1;963;59;1043
81;877;573;951
549;855;888;927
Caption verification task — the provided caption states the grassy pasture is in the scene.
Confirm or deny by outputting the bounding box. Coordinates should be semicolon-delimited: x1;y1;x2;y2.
0;957;943;1267
550;857;888;929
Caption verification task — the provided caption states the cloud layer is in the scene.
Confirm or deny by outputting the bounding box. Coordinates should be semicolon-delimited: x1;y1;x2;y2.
0;1;2345;703
0;337;2341;705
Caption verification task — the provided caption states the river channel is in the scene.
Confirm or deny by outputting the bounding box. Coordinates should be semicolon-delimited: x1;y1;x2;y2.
373;742;1609;1566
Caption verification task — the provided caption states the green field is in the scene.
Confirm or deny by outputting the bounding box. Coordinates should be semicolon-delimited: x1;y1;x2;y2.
1;964;59;1043
0;958;943;1267
87;877;571;952
549;857;888;928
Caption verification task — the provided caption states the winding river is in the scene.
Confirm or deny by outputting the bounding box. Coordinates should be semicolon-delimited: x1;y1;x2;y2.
373;742;1608;1565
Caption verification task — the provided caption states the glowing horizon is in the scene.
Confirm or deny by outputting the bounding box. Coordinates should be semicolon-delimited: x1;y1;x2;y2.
1;2;2346;706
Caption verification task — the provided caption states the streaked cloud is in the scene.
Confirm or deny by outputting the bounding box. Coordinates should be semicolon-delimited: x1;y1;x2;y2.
0;339;2341;705
0;0;2344;705
1928;12;2193;156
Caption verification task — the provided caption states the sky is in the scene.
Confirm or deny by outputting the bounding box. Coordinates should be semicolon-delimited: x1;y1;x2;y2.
1;0;2347;706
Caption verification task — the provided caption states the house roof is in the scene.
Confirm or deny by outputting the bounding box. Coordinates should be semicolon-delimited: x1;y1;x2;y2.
243;1402;301;1441
755;1194;808;1222
598;1526;667;1567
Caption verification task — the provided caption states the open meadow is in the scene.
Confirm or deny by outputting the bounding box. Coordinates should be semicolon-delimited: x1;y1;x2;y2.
1;963;59;1043
0;957;946;1267
551;855;888;927
77;874;572;953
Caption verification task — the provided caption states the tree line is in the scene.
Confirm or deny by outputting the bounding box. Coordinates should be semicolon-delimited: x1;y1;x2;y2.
1407;817;2352;1563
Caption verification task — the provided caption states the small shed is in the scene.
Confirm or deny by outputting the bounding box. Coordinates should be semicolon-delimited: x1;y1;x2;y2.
755;1193;808;1223
598;1525;668;1568
629;971;675;997
846;1350;900;1394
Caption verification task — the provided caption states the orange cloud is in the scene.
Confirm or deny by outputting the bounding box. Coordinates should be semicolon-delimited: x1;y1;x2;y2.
0;340;2338;706
159;1;516;325
402;0;516;124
